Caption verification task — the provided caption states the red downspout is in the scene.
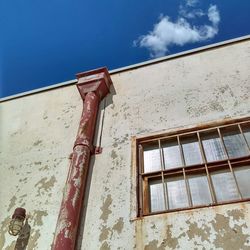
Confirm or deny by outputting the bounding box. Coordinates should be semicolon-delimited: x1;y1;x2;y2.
52;68;113;250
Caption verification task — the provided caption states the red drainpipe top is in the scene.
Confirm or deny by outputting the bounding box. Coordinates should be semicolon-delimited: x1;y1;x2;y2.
76;67;113;101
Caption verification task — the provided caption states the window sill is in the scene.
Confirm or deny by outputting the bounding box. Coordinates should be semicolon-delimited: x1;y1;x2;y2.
141;198;250;218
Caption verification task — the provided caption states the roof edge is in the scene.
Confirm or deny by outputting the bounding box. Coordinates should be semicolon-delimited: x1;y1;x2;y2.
1;35;250;103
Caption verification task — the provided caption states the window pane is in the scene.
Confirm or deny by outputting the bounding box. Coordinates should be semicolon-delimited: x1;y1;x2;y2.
188;174;212;206
149;179;165;212
181;136;203;166
242;126;250;148
166;177;188;209
221;127;249;158
162;139;182;169
211;170;240;202
143;144;161;173
235;166;250;199
201;131;226;162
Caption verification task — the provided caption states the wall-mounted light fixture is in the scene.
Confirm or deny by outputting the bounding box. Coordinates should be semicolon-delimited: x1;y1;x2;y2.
8;207;26;236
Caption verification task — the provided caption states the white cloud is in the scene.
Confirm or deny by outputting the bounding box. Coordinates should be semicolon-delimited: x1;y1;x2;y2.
134;4;220;58
208;5;220;25
186;0;199;7
179;5;205;19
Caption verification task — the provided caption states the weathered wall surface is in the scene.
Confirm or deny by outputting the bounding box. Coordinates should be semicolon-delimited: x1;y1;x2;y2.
137;203;250;250
0;39;250;249
79;40;250;250
0;86;83;249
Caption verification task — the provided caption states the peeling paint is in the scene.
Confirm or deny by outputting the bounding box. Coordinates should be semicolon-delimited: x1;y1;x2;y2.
139;207;250;249
5;241;16;250
100;241;111;250
99;225;110;242
32;210;48;226
27;229;41;250
0;217;10;250
165;224;179;249
144;239;166;250
100;195;112;223
110;150;118;160
38;165;49;171
227;208;245;221
35;176;56;195
7;195;17;212
112;217;124;234
212;213;249;250
185;220;211;242
33;140;43;146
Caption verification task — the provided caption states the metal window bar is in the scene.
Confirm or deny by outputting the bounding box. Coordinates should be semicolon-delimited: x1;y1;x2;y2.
177;136;193;207
139;120;250;215
197;132;217;204
238;124;250;153
138;145;144;216
158;140;168;210
182;168;192;207
217;128;243;199
139;120;250;144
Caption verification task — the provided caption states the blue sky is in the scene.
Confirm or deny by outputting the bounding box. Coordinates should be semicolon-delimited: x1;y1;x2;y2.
1;0;250;98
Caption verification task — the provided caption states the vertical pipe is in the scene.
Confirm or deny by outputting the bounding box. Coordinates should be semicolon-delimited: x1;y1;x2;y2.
52;68;112;250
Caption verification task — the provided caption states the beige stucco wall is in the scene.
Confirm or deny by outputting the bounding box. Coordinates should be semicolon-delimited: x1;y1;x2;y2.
0;38;250;249
0;87;82;249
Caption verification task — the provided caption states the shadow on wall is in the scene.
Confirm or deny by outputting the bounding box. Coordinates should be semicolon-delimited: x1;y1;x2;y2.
75;84;116;250
15;219;31;250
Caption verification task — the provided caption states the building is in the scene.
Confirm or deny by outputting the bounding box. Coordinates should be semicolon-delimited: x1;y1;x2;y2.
0;35;250;250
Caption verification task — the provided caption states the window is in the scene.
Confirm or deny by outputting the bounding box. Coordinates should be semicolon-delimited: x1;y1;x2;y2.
137;119;250;215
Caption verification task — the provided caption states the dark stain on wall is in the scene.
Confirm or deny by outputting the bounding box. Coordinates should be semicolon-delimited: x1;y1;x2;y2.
112;217;124;234
100;195;112;223
144;239;166;250
35;176;57;196
33;140;43;146
14;219;31;250
100;241;111;250
99;225;110;242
